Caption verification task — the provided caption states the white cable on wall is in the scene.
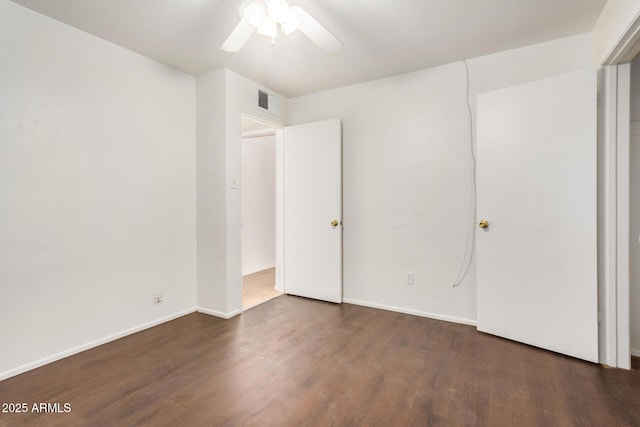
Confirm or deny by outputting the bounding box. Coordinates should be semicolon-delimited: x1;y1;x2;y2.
452;58;477;288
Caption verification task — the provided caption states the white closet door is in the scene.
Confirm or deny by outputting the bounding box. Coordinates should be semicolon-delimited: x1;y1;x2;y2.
476;69;598;362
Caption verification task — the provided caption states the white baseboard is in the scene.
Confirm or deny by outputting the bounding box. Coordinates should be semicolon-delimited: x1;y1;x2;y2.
0;308;197;382
196;307;242;319
631;349;640;358
342;298;477;327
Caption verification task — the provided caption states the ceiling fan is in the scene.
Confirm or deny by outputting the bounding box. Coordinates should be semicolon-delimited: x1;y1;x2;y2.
221;0;343;53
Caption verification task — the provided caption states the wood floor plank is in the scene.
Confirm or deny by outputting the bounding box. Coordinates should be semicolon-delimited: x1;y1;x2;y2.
1;296;639;426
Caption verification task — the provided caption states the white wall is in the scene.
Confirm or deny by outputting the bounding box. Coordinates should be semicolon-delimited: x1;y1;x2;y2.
0;0;197;379
288;34;593;324
241;135;276;275
196;70;228;315
630;55;640;356
197;69;287;317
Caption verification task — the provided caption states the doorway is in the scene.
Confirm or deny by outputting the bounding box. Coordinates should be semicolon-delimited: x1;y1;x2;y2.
241;115;282;310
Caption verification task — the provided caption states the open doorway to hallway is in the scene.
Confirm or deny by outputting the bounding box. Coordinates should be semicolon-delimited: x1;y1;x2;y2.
241;115;282;310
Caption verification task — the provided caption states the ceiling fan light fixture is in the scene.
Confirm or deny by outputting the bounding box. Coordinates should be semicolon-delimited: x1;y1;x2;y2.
243;1;267;28
243;0;300;40
282;10;300;35
266;0;289;23
222;0;342;52
257;16;276;37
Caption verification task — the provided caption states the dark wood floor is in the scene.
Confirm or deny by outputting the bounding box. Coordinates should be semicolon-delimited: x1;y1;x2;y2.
1;296;639;426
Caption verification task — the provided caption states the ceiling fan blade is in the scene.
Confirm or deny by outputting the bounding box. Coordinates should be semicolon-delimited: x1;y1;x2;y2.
221;18;256;52
291;6;343;53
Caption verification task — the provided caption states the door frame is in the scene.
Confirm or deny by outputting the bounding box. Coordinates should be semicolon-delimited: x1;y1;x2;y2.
599;16;639;369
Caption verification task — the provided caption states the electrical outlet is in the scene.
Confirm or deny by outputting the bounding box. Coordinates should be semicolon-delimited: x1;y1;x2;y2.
405;271;414;284
153;294;163;305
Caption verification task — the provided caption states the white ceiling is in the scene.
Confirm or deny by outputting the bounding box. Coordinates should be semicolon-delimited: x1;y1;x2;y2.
10;0;607;98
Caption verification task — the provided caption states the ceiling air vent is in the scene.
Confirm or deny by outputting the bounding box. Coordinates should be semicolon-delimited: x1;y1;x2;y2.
257;89;280;114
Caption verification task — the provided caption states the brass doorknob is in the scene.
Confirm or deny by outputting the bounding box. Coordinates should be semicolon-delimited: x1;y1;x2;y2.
331;220;339;227
478;219;489;229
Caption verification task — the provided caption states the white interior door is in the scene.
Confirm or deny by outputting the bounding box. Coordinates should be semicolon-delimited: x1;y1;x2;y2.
283;118;342;303
476;69;598;362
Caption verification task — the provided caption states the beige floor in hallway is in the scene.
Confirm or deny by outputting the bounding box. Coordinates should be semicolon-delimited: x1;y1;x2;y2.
242;267;282;310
